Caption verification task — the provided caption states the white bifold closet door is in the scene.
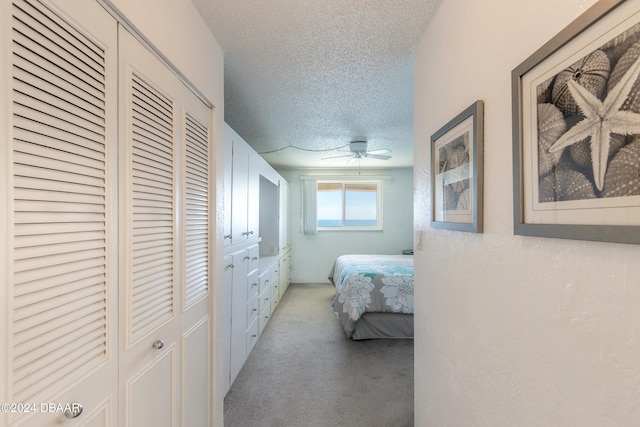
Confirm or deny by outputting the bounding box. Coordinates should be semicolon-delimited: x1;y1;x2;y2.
2;1;212;426
3;0;119;425
117;27;212;427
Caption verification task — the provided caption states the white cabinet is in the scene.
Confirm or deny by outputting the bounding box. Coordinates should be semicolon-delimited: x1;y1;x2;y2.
258;268;273;335
224;244;262;390
224;125;259;246
228;249;249;386
222;124;292;391
279;179;290;252
278;248;292;299
248;153;261;244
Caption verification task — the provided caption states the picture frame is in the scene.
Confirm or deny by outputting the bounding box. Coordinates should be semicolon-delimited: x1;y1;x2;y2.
512;0;640;244
431;100;484;233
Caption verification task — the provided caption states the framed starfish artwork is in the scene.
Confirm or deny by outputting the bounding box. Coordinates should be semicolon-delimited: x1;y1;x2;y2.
512;0;640;244
431;100;484;233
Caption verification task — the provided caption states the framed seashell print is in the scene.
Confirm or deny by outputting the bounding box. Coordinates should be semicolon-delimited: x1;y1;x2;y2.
512;0;640;244
431;100;484;233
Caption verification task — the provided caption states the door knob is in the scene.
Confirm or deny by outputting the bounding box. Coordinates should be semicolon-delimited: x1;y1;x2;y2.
64;403;83;419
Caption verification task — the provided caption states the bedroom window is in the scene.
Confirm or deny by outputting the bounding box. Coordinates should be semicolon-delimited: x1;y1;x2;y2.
316;180;383;230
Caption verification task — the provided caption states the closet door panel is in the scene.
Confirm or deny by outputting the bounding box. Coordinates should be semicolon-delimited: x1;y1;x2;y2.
127;347;176;427
4;0;118;425
181;88;211;427
182;318;209;427
118;28;180;427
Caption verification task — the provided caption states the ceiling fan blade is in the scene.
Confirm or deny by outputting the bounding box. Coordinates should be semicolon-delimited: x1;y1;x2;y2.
322;154;353;160
347;156;359;164
366;154;392;160
367;148;391;155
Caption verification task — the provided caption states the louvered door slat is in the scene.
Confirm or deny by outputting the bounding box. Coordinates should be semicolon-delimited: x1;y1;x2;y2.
14;228;104;249
14;89;104;136
132;299;173;330
14;316;105;367
14;269;104;307
132;116;173;150
14;175;102;196
15;309;104;355
133;160;173;182
14;220;104;236
14;116;104;151
14;143;105;176
11;0;109;405
14;105;103;145
13;1;104;86
133;145;172;170
131;102;172;143
132;77;172;120
14;335;106;401
14;76;104;129
15;257;106;294
130;269;171;294
14;53;104;114
184;114;209;308
131;287;172;314
128;71;175;344
132;233;172;247
15;0;104;69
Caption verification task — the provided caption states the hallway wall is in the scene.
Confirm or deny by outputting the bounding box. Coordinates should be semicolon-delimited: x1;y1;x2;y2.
413;0;640;425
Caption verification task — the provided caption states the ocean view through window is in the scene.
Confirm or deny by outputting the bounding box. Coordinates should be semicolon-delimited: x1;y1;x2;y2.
317;180;382;230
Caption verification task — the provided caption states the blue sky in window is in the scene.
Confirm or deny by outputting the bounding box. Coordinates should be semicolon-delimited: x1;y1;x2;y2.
317;190;376;221
345;191;376;220
317;190;341;220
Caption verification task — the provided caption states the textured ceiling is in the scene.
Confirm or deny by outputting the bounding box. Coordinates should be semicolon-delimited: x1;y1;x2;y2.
190;0;441;169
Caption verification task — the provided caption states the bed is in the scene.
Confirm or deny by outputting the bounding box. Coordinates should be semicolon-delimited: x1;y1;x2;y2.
328;254;414;340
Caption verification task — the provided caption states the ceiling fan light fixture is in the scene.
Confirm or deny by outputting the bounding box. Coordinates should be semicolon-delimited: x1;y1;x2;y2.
349;141;368;154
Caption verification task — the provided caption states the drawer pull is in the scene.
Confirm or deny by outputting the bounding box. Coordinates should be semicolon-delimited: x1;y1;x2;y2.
153;340;165;350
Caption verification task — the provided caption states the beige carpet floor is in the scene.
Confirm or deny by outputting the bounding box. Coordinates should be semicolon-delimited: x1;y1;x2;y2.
223;282;414;427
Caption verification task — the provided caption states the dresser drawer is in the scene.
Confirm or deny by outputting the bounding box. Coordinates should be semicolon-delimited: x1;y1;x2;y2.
259;306;270;335
259;268;271;294
259;287;270;313
246;318;259;355
247;293;259;325
247;269;259;300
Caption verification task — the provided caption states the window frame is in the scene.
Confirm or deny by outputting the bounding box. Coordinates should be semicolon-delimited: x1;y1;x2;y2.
316;179;384;231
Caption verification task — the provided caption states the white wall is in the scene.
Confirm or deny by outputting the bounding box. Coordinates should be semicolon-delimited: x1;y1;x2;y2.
279;168;414;283
414;0;640;426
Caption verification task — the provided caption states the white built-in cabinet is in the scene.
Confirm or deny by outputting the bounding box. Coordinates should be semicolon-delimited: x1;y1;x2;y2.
223;123;291;393
224;125;259;246
1;1;212;426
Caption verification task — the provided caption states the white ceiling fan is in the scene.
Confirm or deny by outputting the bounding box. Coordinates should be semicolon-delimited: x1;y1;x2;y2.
322;141;392;163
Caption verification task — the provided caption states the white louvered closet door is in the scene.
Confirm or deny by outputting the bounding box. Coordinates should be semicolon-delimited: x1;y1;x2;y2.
2;0;118;426
117;28;212;427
